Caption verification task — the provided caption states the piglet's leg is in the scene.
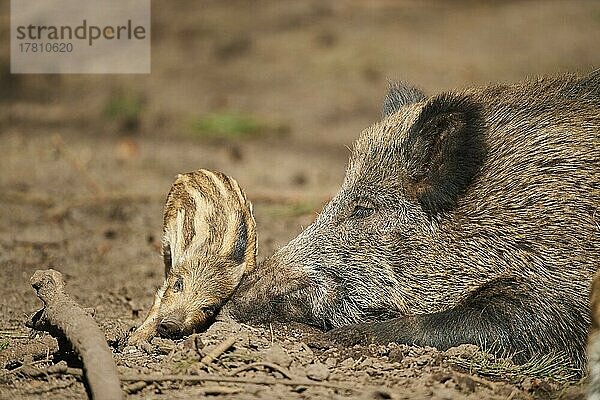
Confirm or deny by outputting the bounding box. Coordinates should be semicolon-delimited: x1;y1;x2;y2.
128;284;167;345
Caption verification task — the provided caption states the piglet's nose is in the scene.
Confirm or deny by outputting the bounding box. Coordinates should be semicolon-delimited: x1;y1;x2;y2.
157;319;183;339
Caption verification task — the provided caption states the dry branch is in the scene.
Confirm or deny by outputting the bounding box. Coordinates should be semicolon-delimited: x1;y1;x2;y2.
123;381;149;394
12;361;84;379
196;336;238;371
27;269;123;400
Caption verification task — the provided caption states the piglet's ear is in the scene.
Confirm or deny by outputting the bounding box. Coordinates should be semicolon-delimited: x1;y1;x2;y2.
404;94;486;216
232;200;257;275
163;244;172;276
382;81;426;118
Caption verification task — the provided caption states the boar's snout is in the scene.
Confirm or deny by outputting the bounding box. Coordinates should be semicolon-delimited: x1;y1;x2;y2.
157;317;185;339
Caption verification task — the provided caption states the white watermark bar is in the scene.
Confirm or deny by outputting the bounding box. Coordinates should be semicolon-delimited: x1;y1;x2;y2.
11;0;150;74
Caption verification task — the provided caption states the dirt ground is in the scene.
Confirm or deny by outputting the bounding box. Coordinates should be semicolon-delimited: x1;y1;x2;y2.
1;1;600;399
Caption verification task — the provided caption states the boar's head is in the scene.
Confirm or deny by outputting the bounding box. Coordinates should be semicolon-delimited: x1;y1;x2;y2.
228;83;486;329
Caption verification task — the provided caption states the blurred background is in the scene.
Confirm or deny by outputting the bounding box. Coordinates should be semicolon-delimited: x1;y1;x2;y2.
0;0;599;334
3;1;600;144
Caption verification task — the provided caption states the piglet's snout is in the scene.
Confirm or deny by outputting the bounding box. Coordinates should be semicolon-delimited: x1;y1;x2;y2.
157;318;184;339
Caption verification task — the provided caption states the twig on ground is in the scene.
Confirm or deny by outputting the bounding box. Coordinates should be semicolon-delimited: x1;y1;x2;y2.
13;361;84;379
1;358;51;378
15;363;49;379
120;373;360;392
228;361;295;380
200;385;243;395
196;336;238;371
123;381;149;394
45;362;83;377
164;346;177;364
26;269;123;400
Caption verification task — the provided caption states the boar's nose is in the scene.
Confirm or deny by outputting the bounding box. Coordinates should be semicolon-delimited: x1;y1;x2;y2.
157;318;184;339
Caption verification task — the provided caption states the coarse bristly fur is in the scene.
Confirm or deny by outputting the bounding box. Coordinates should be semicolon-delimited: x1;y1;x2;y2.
226;69;600;373
129;169;257;344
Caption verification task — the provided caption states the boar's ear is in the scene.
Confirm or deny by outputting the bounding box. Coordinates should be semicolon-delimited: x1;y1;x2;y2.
383;82;426;118
404;94;486;216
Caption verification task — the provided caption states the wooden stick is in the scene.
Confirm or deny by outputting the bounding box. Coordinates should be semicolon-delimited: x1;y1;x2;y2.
123;381;149;394
27;269;123;400
196;336;238;370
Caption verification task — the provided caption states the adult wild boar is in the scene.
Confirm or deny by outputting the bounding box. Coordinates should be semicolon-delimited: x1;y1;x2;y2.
226;71;600;370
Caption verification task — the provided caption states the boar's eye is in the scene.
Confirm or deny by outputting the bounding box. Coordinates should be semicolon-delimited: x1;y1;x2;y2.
173;276;183;293
351;204;374;219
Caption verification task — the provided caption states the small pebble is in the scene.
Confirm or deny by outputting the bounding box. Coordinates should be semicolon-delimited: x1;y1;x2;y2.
122;345;139;354
360;357;374;368
324;357;338;368
306;362;330;381
415;355;430;366
339;357;355;369
264;343;292;367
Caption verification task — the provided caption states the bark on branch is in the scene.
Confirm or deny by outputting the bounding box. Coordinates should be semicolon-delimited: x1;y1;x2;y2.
27;269;123;400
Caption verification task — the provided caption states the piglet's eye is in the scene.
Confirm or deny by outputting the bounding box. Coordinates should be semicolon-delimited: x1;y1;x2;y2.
173;277;183;293
202;304;219;315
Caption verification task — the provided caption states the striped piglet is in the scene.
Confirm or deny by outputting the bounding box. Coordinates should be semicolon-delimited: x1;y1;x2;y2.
128;169;256;344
